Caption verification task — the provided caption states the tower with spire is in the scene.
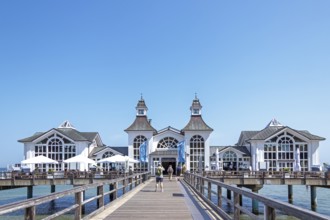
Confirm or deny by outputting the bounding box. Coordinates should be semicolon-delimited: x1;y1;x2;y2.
182;95;213;171
125;96;156;169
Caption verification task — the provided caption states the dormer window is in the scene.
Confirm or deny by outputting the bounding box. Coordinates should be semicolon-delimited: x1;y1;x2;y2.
193;109;199;115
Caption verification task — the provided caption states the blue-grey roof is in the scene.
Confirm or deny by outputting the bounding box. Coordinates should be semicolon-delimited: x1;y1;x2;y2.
18;128;99;143
89;146;128;158
182;115;213;131
211;146;251;157
125;116;157;133
237;126;325;145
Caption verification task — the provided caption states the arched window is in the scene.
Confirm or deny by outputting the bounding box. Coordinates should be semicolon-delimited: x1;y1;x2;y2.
47;138;63;161
101;151;115;171
157;137;179;149
189;135;204;172
35;133;76;172
277;136;294;171
133;135;147;160
102;151;114;158
223;151;237;162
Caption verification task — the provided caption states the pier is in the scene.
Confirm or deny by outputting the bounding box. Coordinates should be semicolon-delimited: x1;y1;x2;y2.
0;171;330;219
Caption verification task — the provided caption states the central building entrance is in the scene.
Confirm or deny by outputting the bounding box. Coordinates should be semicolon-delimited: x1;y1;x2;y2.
161;157;176;175
150;149;178;176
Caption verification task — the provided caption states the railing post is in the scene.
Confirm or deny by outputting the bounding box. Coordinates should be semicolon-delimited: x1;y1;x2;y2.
109;184;114;201
227;189;231;200
130;177;133;190
208;181;211;200
217;185;222;207
97;185;104;209
264;205;276;220
114;182;118;200
123;178;126;195
233;192;240;220
75;191;82;220
25;205;35;220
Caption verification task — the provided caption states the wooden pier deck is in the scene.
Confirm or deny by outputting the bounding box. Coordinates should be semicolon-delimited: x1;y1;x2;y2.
91;177;221;220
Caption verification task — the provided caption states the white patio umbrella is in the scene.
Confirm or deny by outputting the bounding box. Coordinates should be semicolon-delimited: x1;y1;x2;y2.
21;155;58;164
98;155;139;163
63;154;96;170
64;155;96;164
98;155;139;172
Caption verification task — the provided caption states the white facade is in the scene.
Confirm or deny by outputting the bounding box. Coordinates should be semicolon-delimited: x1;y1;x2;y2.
211;119;325;172
125;96;213;174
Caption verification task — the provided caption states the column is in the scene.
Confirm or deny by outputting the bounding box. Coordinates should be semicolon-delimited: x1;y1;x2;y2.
51;185;56;193
252;188;259;215
311;186;317;210
288;185;293;204
27;186;33;199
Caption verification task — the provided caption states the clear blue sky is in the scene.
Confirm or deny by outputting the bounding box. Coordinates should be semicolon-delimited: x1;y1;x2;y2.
0;1;329;167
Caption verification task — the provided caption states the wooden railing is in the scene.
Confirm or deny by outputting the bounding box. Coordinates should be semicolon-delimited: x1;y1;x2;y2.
184;172;329;220
0;172;150;220
204;170;328;179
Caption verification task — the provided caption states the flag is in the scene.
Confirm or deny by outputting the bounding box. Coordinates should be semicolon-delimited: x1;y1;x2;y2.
139;141;148;162
177;140;185;163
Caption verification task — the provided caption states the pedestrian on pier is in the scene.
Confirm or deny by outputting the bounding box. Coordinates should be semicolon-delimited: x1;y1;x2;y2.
155;163;165;192
167;165;173;181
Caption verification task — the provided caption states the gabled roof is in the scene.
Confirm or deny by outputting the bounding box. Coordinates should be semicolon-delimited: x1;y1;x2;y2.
237;119;325;144
18;128;100;144
237;131;260;146
249;126;286;140
89;146;128;158
124;116;157;133
182;115;213;131
157;126;183;135
211;146;251;157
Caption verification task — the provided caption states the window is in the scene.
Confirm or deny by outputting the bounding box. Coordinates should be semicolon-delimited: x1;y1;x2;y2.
157;137;179;149
34;133;76;172
193;109;199;114
264;132;308;171
223;151;237;162
189;135;204;172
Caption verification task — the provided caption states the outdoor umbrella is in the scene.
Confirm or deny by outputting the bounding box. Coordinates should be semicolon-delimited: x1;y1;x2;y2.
64;154;96;164
21;155;58;164
98;155;139;172
98;155;139;163
64;154;96;170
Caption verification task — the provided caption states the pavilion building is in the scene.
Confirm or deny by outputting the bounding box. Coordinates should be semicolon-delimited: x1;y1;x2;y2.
125;96;213;175
210;119;325;172
18;97;325;173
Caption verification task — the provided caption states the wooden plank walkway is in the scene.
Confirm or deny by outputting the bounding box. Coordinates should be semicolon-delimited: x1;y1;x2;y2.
91;177;221;220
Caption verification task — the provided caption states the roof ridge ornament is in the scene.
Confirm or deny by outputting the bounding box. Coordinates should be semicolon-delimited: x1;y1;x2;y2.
266;118;283;127
58;120;76;129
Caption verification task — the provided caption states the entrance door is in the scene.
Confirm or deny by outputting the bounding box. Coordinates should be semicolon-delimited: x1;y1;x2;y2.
161;158;176;175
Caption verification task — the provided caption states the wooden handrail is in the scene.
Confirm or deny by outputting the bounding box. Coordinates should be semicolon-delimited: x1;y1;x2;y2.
0;172;150;220
184;172;329;220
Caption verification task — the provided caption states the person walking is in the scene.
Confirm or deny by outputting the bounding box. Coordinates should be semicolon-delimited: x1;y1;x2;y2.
167;165;173;181
155;163;165;192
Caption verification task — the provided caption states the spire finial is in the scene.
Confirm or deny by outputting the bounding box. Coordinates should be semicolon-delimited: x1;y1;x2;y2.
195;92;198;99
140;93;143;100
